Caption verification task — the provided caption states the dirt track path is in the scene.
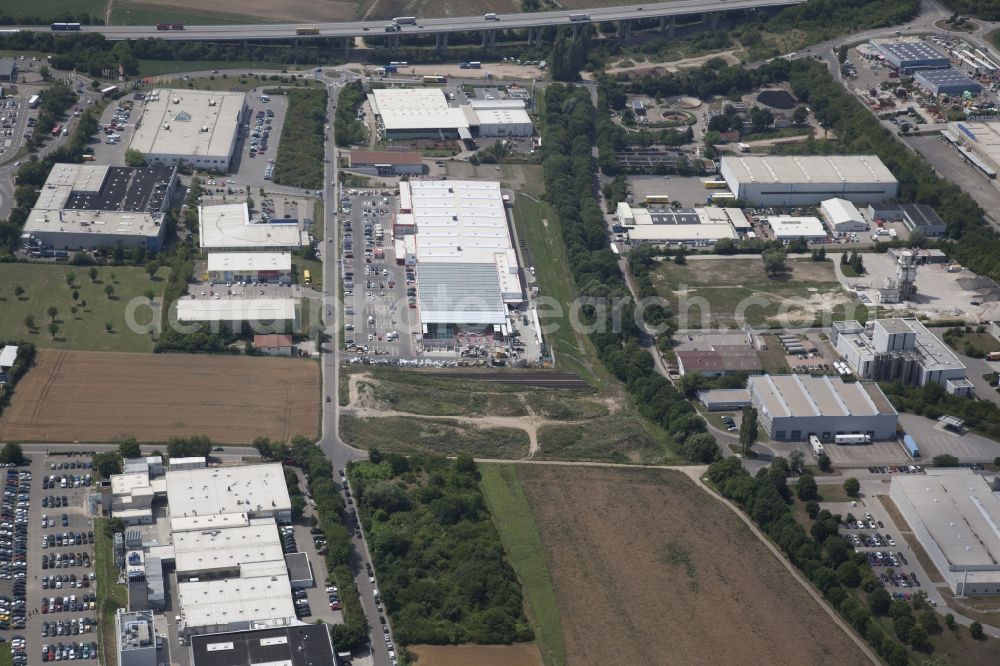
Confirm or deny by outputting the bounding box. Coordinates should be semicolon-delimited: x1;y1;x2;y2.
345;373;618;459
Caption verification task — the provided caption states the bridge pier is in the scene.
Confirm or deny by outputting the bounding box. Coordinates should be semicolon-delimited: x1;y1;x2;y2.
436;32;448;52
481;29;496;48
572;23;581;37
342;37;350;58
616;20;631;40
660;16;675;38
710;12;719;31
387;34;400;51
527;26;537;46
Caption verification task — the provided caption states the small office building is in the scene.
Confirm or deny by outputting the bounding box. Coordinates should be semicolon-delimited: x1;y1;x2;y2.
820;198;866;232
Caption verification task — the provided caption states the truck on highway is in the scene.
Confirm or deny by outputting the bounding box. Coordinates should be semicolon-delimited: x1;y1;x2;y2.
296;28;320;35
484;13;498;20
385;24;401;32
393;16;417;25
460;61;482;69
569;13;590;21
423;75;447;83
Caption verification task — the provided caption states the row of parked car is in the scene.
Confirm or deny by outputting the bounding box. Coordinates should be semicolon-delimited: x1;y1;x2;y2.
41;593;96;614
40;641;98;661
41;617;94;636
1;467;31;638
42;573;92;589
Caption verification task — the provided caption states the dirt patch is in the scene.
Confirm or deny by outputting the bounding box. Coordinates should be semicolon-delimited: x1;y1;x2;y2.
756;88;798;110
516;465;867;666
605;50;740;76
0;350;319;443
409;644;543;666
124;0;359;22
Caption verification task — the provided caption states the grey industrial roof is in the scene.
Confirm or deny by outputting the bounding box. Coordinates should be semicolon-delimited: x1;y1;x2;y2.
871;203;946;229
417;263;506;325
915;67;981;90
284;552;312;582
190;625;336;666
749;374;896;418
0;58;16;78
875;318;913;334
873;39;948;63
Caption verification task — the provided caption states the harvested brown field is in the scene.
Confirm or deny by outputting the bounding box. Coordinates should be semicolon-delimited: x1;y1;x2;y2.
409;644;543;666
0;350;319;444
123;0;359;22
516;465;867;666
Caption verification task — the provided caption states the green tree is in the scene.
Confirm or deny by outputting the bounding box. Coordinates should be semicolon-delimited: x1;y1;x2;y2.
23;314;35;330
970;621;984;639
817;453;832;472
118;438;142;459
788;450;805;474
0;443;26;465
93;451;123;478
13;285;24;298
104;321;114;333
945;613;957;630
843;477;860;497
47;321;59;339
104;284;115;299
39;64;50;80
47;306;58;322
89;267;98;282
125;149;146;167
792;106;809;125
762;248;787;276
836;561;861;587
869;587;891;615
796;473;818;501
933;454;960;467
749;106;775;133
739;406;758;456
65;272;76;287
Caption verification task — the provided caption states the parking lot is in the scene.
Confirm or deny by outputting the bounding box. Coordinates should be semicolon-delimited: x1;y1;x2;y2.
231;92;289;190
0;452;97;665
340;192;417;359
0;96;30;161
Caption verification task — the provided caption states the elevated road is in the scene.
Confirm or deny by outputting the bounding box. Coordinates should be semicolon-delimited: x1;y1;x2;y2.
12;0;805;41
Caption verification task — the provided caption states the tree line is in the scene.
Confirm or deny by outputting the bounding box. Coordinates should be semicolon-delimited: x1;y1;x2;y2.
348;453;534;645
540;83;718;463
333;81;367;148
268;87;326;190
708;456;940;665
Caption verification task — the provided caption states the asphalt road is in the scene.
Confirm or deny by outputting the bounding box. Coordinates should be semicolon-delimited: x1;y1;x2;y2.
17;0;804;41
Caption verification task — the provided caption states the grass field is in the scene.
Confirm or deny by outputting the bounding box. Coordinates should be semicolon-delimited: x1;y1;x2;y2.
109;1;276;25
479;465;565;666
0;264;169;353
654;258;864;329
340;414;530;458
0;644;10;666
514;465;867;666
944;329;1000;356
1;0;106;21
95;518;128;666
511;194;610;387
536;417;675;463
0;349;320;443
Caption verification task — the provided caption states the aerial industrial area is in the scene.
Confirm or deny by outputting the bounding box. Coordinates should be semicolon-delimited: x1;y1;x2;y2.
5;1;1000;665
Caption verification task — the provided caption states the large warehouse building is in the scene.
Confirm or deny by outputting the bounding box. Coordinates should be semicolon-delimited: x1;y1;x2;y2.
370;88;470;140
398;180;523;340
199;202;307;251
870;38;949;72
615;203;741;244
174;298;300;331
370;88;534;141
914;67;982;96
21;163;177;251
890;468;1000;596
165;463;292;523
945;120;1000;178
833;318;972;395
748;374;899;442
129;89;246;171
720;155;899;206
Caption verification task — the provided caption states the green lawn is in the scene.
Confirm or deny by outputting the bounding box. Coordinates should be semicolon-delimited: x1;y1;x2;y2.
944;330;1000;357
0;264;169;352
0;643;10;666
95;518;127;666
511;194;610;387
340;415;530;458
479;464;566;666
109;2;275;25
654;258;865;329
1;0;105;21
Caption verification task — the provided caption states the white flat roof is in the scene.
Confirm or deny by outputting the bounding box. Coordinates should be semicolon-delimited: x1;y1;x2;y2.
371;88;469;131
0;345;17;368
473;108;533;127
177;575;296;630
627;223;736;242
170;513;250;533
893;469;1000;569
199;203;305;250
404;180;515;264
768;216;828;238
724;155;897;186
175;298;297;323
130;89;244;159
207;252;292;273
165;463;291;519
111;472;151;497
173;522;285;575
